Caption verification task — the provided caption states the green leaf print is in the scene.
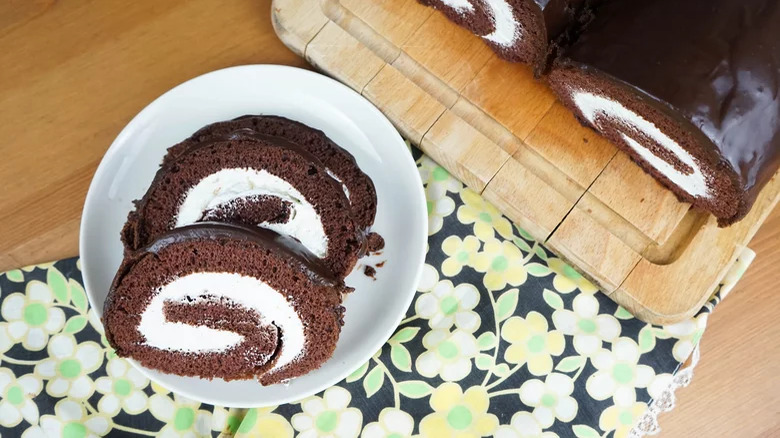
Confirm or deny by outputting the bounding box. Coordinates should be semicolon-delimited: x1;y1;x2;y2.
5;269;24;283
477;332;497;350
512;237;531;253
397;380;434;399
496;289;519;322
346;361;369;383
69;279;88;312
63;316;88;334
614;306;634;320
526;263;552;277
555;356;586;373
390;327;420;344
47;267;69;304
515;226;534;241
534;244;549;261
543;289;564;310
638;325;656;353
572;424;601;438
390;344;412;372
475;354;494;370
363;366;385;397
493;363;510;378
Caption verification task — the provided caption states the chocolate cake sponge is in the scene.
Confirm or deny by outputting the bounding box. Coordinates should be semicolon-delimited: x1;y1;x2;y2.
164;115;377;230
122;134;363;279
104;223;350;384
419;0;592;71
548;0;780;225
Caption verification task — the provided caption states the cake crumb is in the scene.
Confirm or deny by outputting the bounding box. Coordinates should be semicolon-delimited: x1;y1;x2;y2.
366;232;385;254
364;265;377;280
376;261;386;268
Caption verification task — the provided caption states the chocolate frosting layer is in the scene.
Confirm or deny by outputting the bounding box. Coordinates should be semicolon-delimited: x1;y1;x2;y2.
561;0;780;201
143;222;341;286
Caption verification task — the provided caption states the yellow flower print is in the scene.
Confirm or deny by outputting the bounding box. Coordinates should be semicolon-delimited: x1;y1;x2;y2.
599;401;647;438
547;259;598;294
235;406;293;438
419;383;498;438
501;312;565;376
473;239;528;291
441;236;481;277
458;188;514;242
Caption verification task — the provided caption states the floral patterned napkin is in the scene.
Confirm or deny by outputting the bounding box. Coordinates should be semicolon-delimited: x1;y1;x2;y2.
0;151;753;438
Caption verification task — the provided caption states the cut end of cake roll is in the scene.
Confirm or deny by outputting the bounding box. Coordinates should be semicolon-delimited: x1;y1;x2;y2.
104;223;349;385
419;0;592;71
548;65;745;223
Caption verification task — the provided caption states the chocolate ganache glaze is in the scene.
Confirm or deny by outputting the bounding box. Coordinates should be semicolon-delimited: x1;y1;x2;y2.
560;0;780;218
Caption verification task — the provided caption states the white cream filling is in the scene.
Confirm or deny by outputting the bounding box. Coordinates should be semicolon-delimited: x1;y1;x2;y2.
572;91;711;199
325;168;350;200
138;272;305;371
483;0;521;47
175;168;329;258
439;0;520;47
441;0;474;12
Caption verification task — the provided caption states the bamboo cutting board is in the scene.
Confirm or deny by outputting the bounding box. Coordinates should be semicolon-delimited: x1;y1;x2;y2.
271;0;780;324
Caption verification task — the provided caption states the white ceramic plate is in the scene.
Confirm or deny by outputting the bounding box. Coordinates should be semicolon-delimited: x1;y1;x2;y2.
80;65;427;407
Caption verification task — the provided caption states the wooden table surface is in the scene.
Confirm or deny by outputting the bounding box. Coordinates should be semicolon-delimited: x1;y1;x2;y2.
1;0;777;435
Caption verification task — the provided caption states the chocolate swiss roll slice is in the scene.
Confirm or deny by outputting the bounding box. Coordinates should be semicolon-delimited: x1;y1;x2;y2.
122;132;363;279
548;0;780;225
164;115;377;230
419;0;590;69
103;223;349;384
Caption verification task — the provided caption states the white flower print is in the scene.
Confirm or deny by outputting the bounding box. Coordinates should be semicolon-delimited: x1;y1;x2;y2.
149;393;213;438
586;338;655;405
518;373;578;427
415;280;481;332
0;368;42;427
34;334;103;400
663;315;707;362
418;157;462;193
95;357;149;415
292;386;362;438
2;281;66;351
494;412;560;438
552;294;621;356
361;408;414;437
426;183;456;235
21;399;111;438
416;329;479;381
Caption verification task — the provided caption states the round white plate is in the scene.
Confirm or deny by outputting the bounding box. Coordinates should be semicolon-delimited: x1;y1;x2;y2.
80;65;427;407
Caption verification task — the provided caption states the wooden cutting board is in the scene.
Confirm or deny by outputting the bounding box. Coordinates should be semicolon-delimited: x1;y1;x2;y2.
271;0;780;324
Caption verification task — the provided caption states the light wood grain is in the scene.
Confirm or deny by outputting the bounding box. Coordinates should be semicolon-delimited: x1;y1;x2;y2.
2;0;779;434
273;0;780;326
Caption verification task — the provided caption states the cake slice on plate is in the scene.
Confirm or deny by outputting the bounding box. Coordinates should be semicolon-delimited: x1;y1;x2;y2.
104;223;349;385
122;130;367;279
